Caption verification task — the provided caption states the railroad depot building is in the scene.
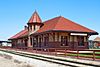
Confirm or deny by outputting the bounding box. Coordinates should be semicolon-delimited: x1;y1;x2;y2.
9;11;98;50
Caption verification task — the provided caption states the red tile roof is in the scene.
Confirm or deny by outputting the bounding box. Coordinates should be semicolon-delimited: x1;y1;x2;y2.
28;11;42;23
9;16;98;40
36;16;97;34
9;29;28;39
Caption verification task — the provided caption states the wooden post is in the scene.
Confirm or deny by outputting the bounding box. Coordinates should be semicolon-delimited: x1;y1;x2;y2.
65;49;66;56
36;48;37;53
28;36;31;47
77;50;79;59
48;48;49;55
42;48;44;54
55;48;57;56
40;48;42;54
57;32;59;41
53;33;55;42
93;50;95;61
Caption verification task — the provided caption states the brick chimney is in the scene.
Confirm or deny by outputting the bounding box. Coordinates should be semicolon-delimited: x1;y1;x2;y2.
24;26;27;30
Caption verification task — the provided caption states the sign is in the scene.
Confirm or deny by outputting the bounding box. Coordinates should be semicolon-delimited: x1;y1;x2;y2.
71;33;87;36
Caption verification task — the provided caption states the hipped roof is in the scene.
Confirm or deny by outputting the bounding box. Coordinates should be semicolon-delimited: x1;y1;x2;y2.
28;11;42;23
36;16;97;34
9;15;98;40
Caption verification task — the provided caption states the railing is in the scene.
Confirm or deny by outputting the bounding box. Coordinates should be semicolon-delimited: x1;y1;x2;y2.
0;46;11;48
32;48;100;61
0;47;100;61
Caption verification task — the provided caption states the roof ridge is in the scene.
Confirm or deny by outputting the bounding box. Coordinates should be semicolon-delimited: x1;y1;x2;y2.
43;16;60;23
35;16;62;33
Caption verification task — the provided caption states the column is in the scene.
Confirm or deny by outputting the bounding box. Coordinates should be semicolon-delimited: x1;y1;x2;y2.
28;35;32;47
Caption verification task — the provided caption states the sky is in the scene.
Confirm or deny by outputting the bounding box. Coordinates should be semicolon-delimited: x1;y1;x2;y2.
0;0;100;41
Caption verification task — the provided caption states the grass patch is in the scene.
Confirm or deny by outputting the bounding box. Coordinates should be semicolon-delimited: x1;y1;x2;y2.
95;52;100;54
67;52;100;59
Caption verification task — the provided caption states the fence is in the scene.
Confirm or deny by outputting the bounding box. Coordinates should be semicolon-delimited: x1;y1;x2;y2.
30;48;100;61
0;46;100;61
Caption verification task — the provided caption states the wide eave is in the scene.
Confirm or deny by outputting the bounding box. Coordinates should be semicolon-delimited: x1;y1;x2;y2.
33;16;98;35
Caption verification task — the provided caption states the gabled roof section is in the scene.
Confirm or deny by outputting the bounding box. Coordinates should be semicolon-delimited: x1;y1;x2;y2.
36;16;98;34
9;29;28;40
94;37;100;41
28;11;42;23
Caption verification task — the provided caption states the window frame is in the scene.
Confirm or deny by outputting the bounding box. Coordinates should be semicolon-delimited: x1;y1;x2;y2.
77;36;84;46
61;36;68;46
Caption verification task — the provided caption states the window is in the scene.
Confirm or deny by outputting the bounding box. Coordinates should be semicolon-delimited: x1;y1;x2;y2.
33;38;36;47
78;36;84;46
30;38;32;46
30;25;32;31
34;25;36;30
61;36;68;46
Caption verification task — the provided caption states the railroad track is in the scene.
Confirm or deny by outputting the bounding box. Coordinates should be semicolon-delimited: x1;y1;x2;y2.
0;49;100;67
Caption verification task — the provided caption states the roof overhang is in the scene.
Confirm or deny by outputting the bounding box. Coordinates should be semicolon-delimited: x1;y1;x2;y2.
33;30;98;36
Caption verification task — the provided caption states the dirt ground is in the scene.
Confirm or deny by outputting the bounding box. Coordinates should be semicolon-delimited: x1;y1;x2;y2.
0;56;33;67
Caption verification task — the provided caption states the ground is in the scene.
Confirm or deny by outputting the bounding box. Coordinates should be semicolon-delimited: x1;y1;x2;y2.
0;56;32;67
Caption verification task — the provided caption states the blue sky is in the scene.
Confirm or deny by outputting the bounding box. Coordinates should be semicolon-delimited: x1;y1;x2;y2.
0;0;100;40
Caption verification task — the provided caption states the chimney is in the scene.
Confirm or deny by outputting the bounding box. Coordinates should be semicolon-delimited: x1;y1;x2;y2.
24;26;27;30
